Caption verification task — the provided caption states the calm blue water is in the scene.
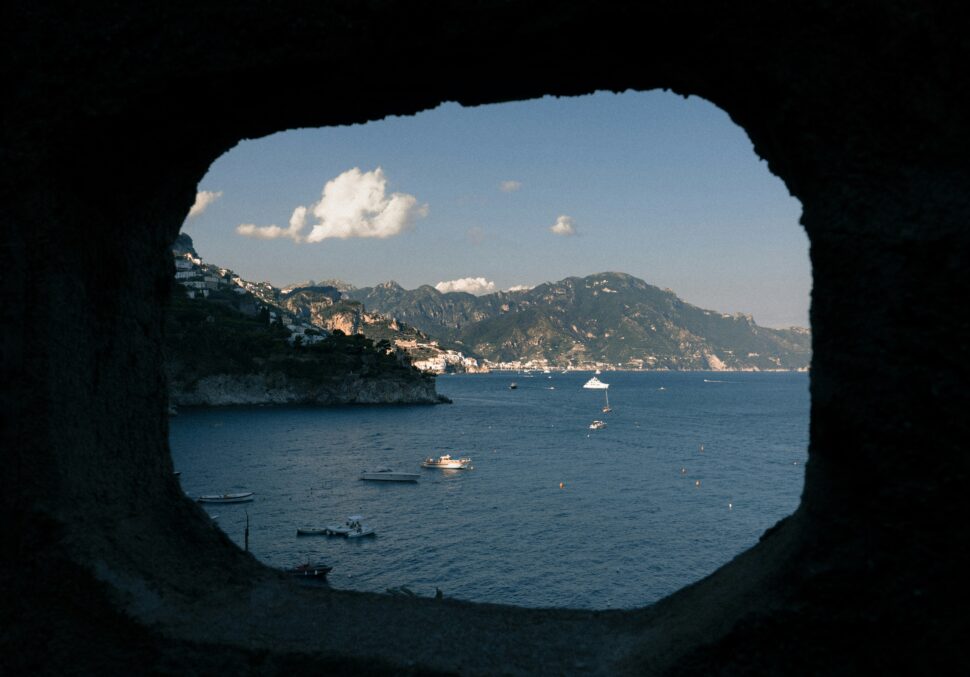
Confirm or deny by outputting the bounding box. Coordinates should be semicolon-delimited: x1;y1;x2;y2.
170;371;808;609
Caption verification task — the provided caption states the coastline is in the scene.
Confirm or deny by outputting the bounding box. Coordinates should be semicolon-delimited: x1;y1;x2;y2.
168;371;449;408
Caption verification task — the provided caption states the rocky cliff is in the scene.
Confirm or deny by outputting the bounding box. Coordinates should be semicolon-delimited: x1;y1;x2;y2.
169;371;445;406
165;289;445;407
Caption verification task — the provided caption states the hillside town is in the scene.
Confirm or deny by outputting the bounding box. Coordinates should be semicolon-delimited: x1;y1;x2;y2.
171;235;485;371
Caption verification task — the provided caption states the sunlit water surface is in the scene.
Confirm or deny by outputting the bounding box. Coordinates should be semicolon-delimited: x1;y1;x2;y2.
170;371;808;609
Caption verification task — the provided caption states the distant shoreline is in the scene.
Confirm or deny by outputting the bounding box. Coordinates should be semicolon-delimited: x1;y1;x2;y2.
437;368;810;374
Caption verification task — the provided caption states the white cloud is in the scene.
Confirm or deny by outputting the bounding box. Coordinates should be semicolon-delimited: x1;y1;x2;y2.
306;167;427;242
187;190;222;218
235;205;308;241
435;277;497;295
499;180;522;193
236;167;427;243
507;284;533;292
236;223;285;239
549;215;577;236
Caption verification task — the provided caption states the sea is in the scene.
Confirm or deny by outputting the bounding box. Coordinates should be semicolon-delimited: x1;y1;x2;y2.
170;371;808;610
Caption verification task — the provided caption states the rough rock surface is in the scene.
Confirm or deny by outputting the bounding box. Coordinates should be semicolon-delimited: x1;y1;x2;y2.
171;372;444;406
2;1;968;675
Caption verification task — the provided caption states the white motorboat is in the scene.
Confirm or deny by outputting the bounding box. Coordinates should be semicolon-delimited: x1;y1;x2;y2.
323;515;375;537
589;420;607;430
583;377;609;389
360;468;420;482
421;454;472;469
197;492;254;504
346;525;376;538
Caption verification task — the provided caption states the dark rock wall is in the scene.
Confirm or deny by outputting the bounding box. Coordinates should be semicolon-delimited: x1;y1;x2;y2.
3;1;967;673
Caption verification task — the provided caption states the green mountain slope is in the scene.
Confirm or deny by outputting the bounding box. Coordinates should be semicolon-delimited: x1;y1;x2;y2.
349;272;810;370
164;289;435;392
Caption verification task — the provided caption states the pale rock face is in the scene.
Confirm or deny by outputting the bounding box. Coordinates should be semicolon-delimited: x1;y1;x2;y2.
705;352;727;371
323;310;360;335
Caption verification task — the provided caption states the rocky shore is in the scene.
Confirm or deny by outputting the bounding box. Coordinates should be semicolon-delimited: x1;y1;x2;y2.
170;372;449;407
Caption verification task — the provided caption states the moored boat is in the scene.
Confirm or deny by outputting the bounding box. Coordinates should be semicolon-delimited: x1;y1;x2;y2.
346;526;376;538
197;492;254;504
421;454;473;469
583;377;609;389
286;561;332;579
589;420;607;430
360;468;420;482
296;526;329;536
323;515;375;537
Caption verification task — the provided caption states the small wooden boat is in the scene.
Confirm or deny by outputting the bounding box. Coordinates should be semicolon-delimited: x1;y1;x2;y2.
360;469;419;482
197;492;254;504
286;561;332;579
296;526;329;536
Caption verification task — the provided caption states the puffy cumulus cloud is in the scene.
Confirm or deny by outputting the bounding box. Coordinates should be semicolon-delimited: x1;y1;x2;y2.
499;180;522;193
235;168;427;243
306;167;427;242
187;190;223;218
435;277;497;295
549;215;577;236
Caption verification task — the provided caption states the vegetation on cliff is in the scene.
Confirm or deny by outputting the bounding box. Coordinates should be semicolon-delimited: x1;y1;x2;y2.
164;288;438;402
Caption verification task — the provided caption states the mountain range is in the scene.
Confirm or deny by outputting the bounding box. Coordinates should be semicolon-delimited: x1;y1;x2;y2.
171;234;809;371
341;272;810;371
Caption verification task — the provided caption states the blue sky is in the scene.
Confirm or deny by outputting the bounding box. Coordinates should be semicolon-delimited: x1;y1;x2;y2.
183;91;810;328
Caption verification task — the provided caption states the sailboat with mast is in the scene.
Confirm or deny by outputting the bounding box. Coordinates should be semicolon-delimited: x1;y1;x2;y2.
583;376;612;412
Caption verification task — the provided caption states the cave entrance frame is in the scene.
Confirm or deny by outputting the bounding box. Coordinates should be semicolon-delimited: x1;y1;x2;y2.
177;89;812;611
7;4;964;673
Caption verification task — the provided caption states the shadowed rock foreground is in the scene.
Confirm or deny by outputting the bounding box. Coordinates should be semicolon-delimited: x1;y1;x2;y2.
2;1;967;674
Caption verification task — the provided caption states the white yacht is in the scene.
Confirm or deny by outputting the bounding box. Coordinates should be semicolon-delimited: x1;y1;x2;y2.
589;420;607;430
360;468;420;482
583;376;609;389
421;454;473;469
